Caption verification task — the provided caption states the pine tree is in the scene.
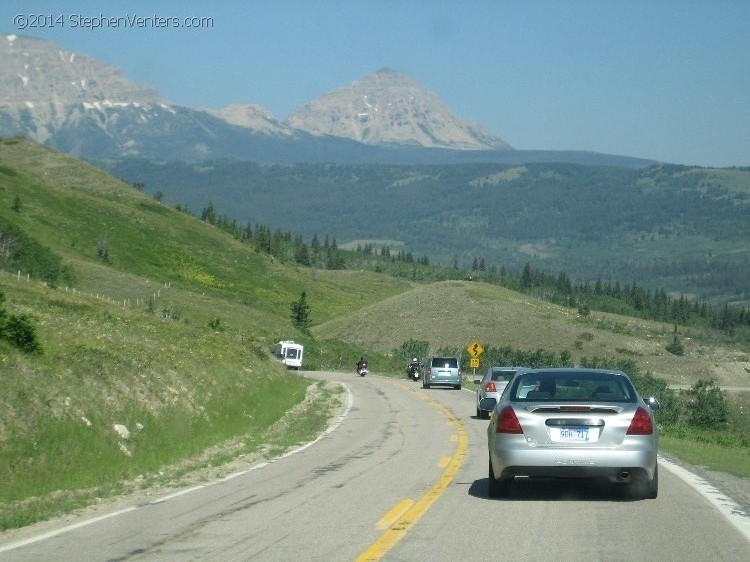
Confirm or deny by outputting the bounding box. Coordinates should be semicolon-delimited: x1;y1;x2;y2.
295;242;311;266
200;201;216;224
311;233;320;256
520;263;533;288
290;291;311;329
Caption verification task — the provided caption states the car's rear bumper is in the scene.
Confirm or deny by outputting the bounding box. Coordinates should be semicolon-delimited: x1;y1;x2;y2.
489;440;657;483
427;375;461;386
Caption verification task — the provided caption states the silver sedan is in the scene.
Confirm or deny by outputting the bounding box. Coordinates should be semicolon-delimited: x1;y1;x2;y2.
474;366;525;419
482;367;660;499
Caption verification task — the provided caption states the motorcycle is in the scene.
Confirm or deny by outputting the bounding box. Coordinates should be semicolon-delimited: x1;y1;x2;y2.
357;364;369;377
407;363;421;381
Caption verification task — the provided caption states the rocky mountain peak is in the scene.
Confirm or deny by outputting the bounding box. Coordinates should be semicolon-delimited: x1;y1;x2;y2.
285;68;512;151
205;104;294;137
1;33;163;106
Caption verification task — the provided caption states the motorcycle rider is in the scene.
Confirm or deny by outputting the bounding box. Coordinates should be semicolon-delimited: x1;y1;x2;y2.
407;357;421;378
356;356;368;374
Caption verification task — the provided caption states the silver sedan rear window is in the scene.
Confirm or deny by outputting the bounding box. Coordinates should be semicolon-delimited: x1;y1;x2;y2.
511;371;637;402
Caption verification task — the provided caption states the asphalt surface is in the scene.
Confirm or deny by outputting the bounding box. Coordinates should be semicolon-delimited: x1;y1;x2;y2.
1;371;748;561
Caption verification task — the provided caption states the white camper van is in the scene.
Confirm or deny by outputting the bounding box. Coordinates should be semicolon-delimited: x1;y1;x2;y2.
273;340;304;370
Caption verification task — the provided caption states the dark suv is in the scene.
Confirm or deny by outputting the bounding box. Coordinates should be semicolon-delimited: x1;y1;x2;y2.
423;356;462;390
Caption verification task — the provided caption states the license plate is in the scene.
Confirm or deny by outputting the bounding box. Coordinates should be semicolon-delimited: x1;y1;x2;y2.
558;427;589;442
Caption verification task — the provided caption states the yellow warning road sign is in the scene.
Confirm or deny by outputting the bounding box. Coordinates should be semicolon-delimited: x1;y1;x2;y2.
467;341;484;358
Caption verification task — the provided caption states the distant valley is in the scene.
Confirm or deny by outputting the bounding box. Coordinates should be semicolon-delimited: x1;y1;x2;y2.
107;158;750;305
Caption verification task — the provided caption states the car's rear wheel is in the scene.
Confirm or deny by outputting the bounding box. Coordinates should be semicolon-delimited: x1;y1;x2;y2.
629;464;658;500
643;464;658;499
488;459;510;498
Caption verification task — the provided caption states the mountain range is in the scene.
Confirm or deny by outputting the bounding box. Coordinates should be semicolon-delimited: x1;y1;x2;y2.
0;32;653;167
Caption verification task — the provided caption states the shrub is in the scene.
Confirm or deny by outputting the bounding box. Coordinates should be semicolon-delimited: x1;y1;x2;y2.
629;369;681;425
665;325;684;356
0;219;65;284
684;378;729;429
0;293;41;354
3;314;41;353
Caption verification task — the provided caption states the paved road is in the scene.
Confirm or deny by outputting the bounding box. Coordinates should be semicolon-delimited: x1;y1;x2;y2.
1;371;748;561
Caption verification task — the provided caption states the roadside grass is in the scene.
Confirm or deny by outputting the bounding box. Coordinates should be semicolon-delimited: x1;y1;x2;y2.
659;435;750;478
292;336;394;374
0;270;340;531
261;380;345;458
0;378;343;531
659;391;750;478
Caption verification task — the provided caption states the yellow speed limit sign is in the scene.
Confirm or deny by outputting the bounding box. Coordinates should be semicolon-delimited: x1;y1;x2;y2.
467;341;484;358
470;358;480;368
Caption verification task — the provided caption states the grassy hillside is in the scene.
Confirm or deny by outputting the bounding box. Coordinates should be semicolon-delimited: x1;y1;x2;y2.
0;138;409;321
0;138;411;529
313;280;750;389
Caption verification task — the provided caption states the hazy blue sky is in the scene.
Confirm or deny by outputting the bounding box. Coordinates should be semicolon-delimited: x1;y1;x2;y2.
3;1;749;167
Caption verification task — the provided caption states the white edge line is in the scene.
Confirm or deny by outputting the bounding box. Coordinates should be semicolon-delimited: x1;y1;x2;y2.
0;507;138;554
0;383;354;554
149;485;206;504
659;454;750;543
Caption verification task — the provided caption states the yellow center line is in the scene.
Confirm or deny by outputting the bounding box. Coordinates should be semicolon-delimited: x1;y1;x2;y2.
356;388;469;561
376;499;415;531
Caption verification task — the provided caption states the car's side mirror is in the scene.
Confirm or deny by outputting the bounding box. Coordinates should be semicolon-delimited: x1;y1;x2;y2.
473;378;482;385
646;396;660;411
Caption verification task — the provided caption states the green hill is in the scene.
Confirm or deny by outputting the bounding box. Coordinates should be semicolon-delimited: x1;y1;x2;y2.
313;279;750;389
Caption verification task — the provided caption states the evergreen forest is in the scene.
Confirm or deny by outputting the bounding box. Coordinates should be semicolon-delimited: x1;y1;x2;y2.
106;158;750;306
